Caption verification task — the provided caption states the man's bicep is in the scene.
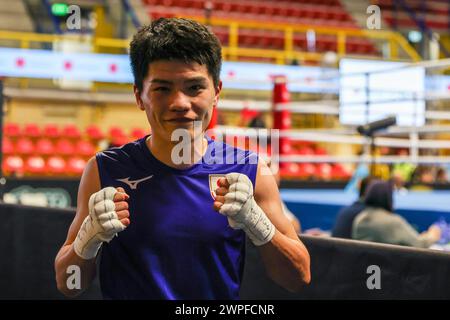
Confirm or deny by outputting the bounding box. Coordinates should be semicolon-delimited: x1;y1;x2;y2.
254;160;298;239
63;156;101;246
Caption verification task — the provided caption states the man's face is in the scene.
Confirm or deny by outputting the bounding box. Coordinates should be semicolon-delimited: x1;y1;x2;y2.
134;60;221;143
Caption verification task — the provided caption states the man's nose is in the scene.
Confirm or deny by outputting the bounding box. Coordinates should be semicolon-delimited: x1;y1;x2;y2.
168;90;190;112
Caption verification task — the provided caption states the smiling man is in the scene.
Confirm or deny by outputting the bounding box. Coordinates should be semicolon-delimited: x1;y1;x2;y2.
54;18;310;299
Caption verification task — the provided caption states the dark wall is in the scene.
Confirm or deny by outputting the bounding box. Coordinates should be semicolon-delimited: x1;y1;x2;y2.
1;204;450;299
241;235;450;299
0;204;101;299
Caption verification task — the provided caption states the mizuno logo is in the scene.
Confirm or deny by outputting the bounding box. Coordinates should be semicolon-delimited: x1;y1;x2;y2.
117;175;154;190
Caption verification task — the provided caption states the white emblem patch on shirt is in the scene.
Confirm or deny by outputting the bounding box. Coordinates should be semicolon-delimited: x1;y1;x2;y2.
209;174;226;200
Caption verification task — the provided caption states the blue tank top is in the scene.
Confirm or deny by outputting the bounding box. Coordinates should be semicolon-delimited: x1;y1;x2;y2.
96;135;258;299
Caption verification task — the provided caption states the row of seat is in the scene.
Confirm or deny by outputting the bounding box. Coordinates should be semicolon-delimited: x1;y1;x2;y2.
375;0;450;30
144;1;377;56
147;6;356;27
239;0;341;5
222;136;352;180
4;123;149;142
146;0;349;20
149;9;357;30
3;138;96;157
4;155;87;177
281;162;351;180
375;0;450;16
288;140;352;180
382;15;449;30
3;153;351;180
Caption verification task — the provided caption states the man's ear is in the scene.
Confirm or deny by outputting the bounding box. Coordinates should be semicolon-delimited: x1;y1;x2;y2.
134;85;145;111
213;80;222;107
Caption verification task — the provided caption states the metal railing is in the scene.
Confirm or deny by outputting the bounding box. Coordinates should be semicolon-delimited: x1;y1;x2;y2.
0;17;421;64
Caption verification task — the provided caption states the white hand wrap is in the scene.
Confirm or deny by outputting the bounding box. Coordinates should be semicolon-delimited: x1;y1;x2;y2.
73;187;127;260
219;173;275;246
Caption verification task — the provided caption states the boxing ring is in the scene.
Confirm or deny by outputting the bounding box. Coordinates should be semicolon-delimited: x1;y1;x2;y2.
0;35;449;300
216;57;450;237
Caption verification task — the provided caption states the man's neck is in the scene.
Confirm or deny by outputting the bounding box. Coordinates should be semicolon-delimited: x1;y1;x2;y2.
146;134;208;170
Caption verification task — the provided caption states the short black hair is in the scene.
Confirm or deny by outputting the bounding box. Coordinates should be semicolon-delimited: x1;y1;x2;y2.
130;18;222;93
364;180;393;212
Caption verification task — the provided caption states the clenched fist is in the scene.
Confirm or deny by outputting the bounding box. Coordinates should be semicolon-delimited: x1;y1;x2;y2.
214;173;275;246
74;187;130;260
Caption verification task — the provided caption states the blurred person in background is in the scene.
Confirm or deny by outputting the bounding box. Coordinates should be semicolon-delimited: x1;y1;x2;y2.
391;148;416;192
409;166;435;191
332;176;374;239
352;180;441;248
435;167;448;184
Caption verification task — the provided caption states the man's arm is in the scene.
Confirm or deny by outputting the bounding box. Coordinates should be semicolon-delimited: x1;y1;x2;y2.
214;159;311;292
54;157;130;297
54;157;101;297
390;215;441;248
253;160;311;292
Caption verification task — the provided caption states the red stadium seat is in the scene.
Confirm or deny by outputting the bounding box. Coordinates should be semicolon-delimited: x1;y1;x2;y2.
315;147;328;155
130;128;148;140
331;164;351;180
47;156;67;175
298;163;316;179
315;163;332;180
35;138;55;156
297;147;315;156
55;139;75;156
109;126;126;139
62;125;81;139
110;135;129;147
43;124;61;139
76;140;96;157
16;138;34;155
4;123;20;138
3;137;14;155
67;157;87;175
23;124;41;139
280;162;315;179
86;125;105;140
26;156;46;175
4;155;24;176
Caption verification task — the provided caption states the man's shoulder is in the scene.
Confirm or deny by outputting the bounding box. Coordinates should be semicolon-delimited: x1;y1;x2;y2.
210;138;259;164
98;138;143;160
96;138;147;171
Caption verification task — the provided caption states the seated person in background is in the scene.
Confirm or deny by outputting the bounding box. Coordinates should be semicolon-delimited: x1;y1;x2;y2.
408;166;434;191
436;167;449;184
352;180;441;248
331;176;374;238
391;149;416;191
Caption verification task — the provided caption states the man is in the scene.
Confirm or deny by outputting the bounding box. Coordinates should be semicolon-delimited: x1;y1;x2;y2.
332;176;373;238
54;18;310;299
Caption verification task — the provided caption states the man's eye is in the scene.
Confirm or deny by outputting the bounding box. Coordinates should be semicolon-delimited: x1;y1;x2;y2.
153;87;169;92
189;85;204;91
